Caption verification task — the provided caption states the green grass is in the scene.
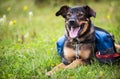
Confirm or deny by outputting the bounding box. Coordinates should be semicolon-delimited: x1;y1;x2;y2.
0;0;120;79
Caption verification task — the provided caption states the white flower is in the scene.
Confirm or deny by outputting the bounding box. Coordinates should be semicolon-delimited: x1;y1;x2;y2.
24;32;29;38
28;11;33;21
3;15;6;22
29;11;33;16
0;18;4;22
0;15;6;24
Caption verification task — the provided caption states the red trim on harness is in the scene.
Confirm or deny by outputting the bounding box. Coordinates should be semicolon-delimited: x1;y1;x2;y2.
96;52;120;59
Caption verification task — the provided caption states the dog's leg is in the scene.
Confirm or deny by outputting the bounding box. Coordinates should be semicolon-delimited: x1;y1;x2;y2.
46;63;66;76
46;59;85;76
65;59;85;69
115;43;120;50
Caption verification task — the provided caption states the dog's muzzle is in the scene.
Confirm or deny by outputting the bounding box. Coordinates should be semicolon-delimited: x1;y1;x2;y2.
68;19;78;28
67;18;82;38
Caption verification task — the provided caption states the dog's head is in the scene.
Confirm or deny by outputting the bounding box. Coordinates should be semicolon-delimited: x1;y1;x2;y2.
56;5;96;39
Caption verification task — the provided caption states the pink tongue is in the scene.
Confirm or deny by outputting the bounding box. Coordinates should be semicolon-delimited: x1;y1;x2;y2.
69;27;80;38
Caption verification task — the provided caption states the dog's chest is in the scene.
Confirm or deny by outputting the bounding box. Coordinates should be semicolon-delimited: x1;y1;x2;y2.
63;42;92;62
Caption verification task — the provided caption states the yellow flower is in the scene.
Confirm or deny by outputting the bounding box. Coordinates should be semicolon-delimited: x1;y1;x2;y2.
23;5;28;11
7;6;11;11
9;20;16;26
106;15;110;19
51;64;55;67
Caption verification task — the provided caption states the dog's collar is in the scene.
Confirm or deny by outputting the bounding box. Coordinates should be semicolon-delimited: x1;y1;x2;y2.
76;38;95;44
65;35;95;48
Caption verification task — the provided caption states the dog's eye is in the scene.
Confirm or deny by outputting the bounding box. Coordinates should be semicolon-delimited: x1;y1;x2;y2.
77;13;85;19
67;13;71;17
77;13;84;17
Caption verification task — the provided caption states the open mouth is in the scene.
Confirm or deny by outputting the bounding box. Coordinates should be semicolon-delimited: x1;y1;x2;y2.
69;26;81;38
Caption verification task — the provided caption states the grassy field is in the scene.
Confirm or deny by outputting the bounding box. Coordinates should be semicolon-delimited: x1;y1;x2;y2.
0;0;120;79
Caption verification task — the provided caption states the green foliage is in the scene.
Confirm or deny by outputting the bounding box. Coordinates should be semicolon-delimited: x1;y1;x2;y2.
0;0;120;79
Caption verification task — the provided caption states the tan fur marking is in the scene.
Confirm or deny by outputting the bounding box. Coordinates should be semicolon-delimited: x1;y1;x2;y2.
63;46;75;63
80;22;88;35
115;43;120;50
76;20;88;35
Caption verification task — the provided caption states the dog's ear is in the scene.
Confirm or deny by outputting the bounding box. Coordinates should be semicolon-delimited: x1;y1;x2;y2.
83;5;96;18
55;5;70;18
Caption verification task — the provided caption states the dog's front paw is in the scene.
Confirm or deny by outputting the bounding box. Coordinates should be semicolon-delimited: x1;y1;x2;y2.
46;71;53;77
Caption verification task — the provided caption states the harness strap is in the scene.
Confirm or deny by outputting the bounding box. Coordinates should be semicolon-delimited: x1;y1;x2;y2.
96;52;120;59
75;44;80;59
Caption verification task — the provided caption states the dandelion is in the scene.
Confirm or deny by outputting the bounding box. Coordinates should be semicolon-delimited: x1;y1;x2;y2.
7;6;11;11
9;20;16;26
23;5;28;11
98;71;104;79
51;64;55;67
52;38;56;42
106;14;110;19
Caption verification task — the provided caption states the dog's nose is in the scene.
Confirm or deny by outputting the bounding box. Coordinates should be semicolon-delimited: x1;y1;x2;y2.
69;19;76;25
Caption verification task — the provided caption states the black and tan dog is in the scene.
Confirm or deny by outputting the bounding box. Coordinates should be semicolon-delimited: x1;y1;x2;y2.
46;5;120;76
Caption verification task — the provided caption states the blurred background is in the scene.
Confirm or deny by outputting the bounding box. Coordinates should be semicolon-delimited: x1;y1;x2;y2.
0;0;120;44
0;0;120;79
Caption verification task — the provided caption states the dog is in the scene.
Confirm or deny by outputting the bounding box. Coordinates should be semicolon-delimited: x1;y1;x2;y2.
46;5;120;76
